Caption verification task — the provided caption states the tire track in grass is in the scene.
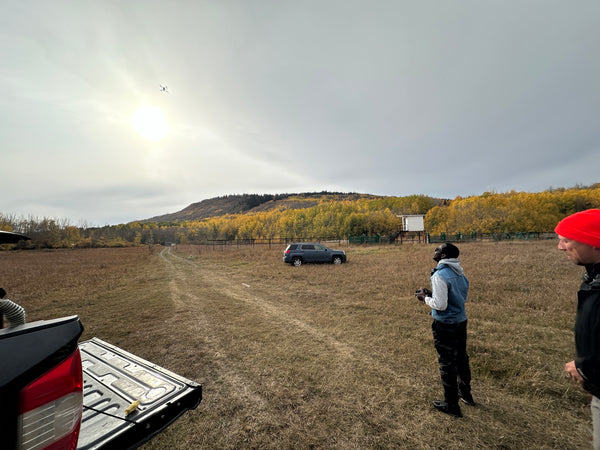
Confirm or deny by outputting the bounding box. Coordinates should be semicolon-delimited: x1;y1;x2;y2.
158;247;269;413
161;247;413;389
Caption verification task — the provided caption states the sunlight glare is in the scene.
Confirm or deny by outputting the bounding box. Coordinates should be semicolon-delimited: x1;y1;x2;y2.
131;105;169;141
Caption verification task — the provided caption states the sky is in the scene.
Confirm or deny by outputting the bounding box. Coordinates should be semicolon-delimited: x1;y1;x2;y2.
1;1;599;226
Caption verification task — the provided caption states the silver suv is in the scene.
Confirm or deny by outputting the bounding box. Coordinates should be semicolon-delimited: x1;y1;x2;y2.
283;243;347;266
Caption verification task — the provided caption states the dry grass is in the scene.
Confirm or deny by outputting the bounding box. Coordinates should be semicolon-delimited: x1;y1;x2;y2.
0;241;592;449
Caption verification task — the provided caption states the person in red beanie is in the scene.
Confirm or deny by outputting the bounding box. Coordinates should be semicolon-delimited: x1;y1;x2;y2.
556;209;600;449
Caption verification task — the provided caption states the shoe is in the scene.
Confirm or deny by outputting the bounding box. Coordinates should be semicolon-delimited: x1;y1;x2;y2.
459;392;475;406
432;400;462;418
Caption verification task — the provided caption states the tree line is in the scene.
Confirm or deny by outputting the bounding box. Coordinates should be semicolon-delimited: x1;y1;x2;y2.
425;186;600;234
2;185;599;249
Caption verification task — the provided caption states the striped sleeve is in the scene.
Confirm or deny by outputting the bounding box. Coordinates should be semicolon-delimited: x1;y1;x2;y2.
0;299;26;327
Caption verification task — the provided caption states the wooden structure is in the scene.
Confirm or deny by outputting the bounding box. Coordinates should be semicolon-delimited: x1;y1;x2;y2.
396;214;427;243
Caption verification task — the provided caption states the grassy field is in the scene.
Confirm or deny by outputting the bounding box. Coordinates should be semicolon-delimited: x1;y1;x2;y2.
1;241;593;449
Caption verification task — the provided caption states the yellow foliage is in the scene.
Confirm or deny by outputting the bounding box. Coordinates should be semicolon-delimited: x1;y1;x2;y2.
4;186;600;247
425;186;600;234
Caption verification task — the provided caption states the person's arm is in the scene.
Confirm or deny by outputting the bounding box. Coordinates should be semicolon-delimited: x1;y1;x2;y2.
0;298;26;327
424;274;448;310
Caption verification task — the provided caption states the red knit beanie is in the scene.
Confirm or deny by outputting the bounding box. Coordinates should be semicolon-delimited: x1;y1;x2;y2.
555;209;600;248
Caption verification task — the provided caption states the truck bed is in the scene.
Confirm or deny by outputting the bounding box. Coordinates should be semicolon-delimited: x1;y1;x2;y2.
78;338;202;449
0;316;202;449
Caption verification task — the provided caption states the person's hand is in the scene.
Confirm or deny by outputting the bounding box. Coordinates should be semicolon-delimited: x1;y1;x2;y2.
565;360;584;385
415;288;431;302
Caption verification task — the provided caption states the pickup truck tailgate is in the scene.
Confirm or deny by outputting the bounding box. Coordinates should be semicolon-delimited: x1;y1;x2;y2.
78;338;202;450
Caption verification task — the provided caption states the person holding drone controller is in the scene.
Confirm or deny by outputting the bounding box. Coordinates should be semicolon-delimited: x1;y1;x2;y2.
415;242;474;418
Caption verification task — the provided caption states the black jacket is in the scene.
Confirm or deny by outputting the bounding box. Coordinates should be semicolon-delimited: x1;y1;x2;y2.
574;263;600;398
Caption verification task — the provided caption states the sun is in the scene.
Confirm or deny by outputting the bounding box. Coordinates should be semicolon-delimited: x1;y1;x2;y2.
131;105;169;141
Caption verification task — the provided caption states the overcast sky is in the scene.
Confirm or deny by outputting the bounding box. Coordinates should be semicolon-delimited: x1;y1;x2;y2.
2;1;598;225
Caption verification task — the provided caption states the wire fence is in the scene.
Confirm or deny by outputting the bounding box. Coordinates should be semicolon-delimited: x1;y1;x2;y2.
345;231;557;245
170;231;557;250
182;237;348;250
426;231;556;243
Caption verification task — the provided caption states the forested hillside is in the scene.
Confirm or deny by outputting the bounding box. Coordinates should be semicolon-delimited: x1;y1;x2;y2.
142;192;386;222
1;185;599;248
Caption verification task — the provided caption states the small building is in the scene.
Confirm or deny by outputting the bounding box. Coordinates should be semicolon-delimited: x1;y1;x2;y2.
397;215;425;232
395;214;426;243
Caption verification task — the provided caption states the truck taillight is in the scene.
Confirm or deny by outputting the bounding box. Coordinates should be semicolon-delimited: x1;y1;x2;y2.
18;348;83;450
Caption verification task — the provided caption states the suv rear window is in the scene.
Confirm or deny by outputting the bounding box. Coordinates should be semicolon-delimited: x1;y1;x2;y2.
286;244;298;250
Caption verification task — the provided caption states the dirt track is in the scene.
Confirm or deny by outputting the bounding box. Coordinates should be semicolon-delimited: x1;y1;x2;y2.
160;246;414;386
151;246;429;448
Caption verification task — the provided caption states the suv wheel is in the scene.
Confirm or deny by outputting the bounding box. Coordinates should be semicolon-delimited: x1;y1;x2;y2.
332;256;343;265
292;257;303;266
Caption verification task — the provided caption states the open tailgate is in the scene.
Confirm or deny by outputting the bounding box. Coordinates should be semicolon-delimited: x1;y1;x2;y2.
78;338;202;449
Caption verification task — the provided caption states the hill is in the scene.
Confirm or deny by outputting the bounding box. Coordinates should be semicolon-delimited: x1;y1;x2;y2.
141;192;384;222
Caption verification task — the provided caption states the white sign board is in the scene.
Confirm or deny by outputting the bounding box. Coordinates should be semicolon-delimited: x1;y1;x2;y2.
400;215;425;232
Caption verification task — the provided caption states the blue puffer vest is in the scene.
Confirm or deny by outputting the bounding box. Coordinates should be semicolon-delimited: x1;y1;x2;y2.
431;262;469;324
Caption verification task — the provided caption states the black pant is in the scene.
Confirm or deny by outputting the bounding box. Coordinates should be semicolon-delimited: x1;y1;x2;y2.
432;319;471;405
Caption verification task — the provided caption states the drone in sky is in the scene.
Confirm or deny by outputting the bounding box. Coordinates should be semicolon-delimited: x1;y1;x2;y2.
159;84;169;93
